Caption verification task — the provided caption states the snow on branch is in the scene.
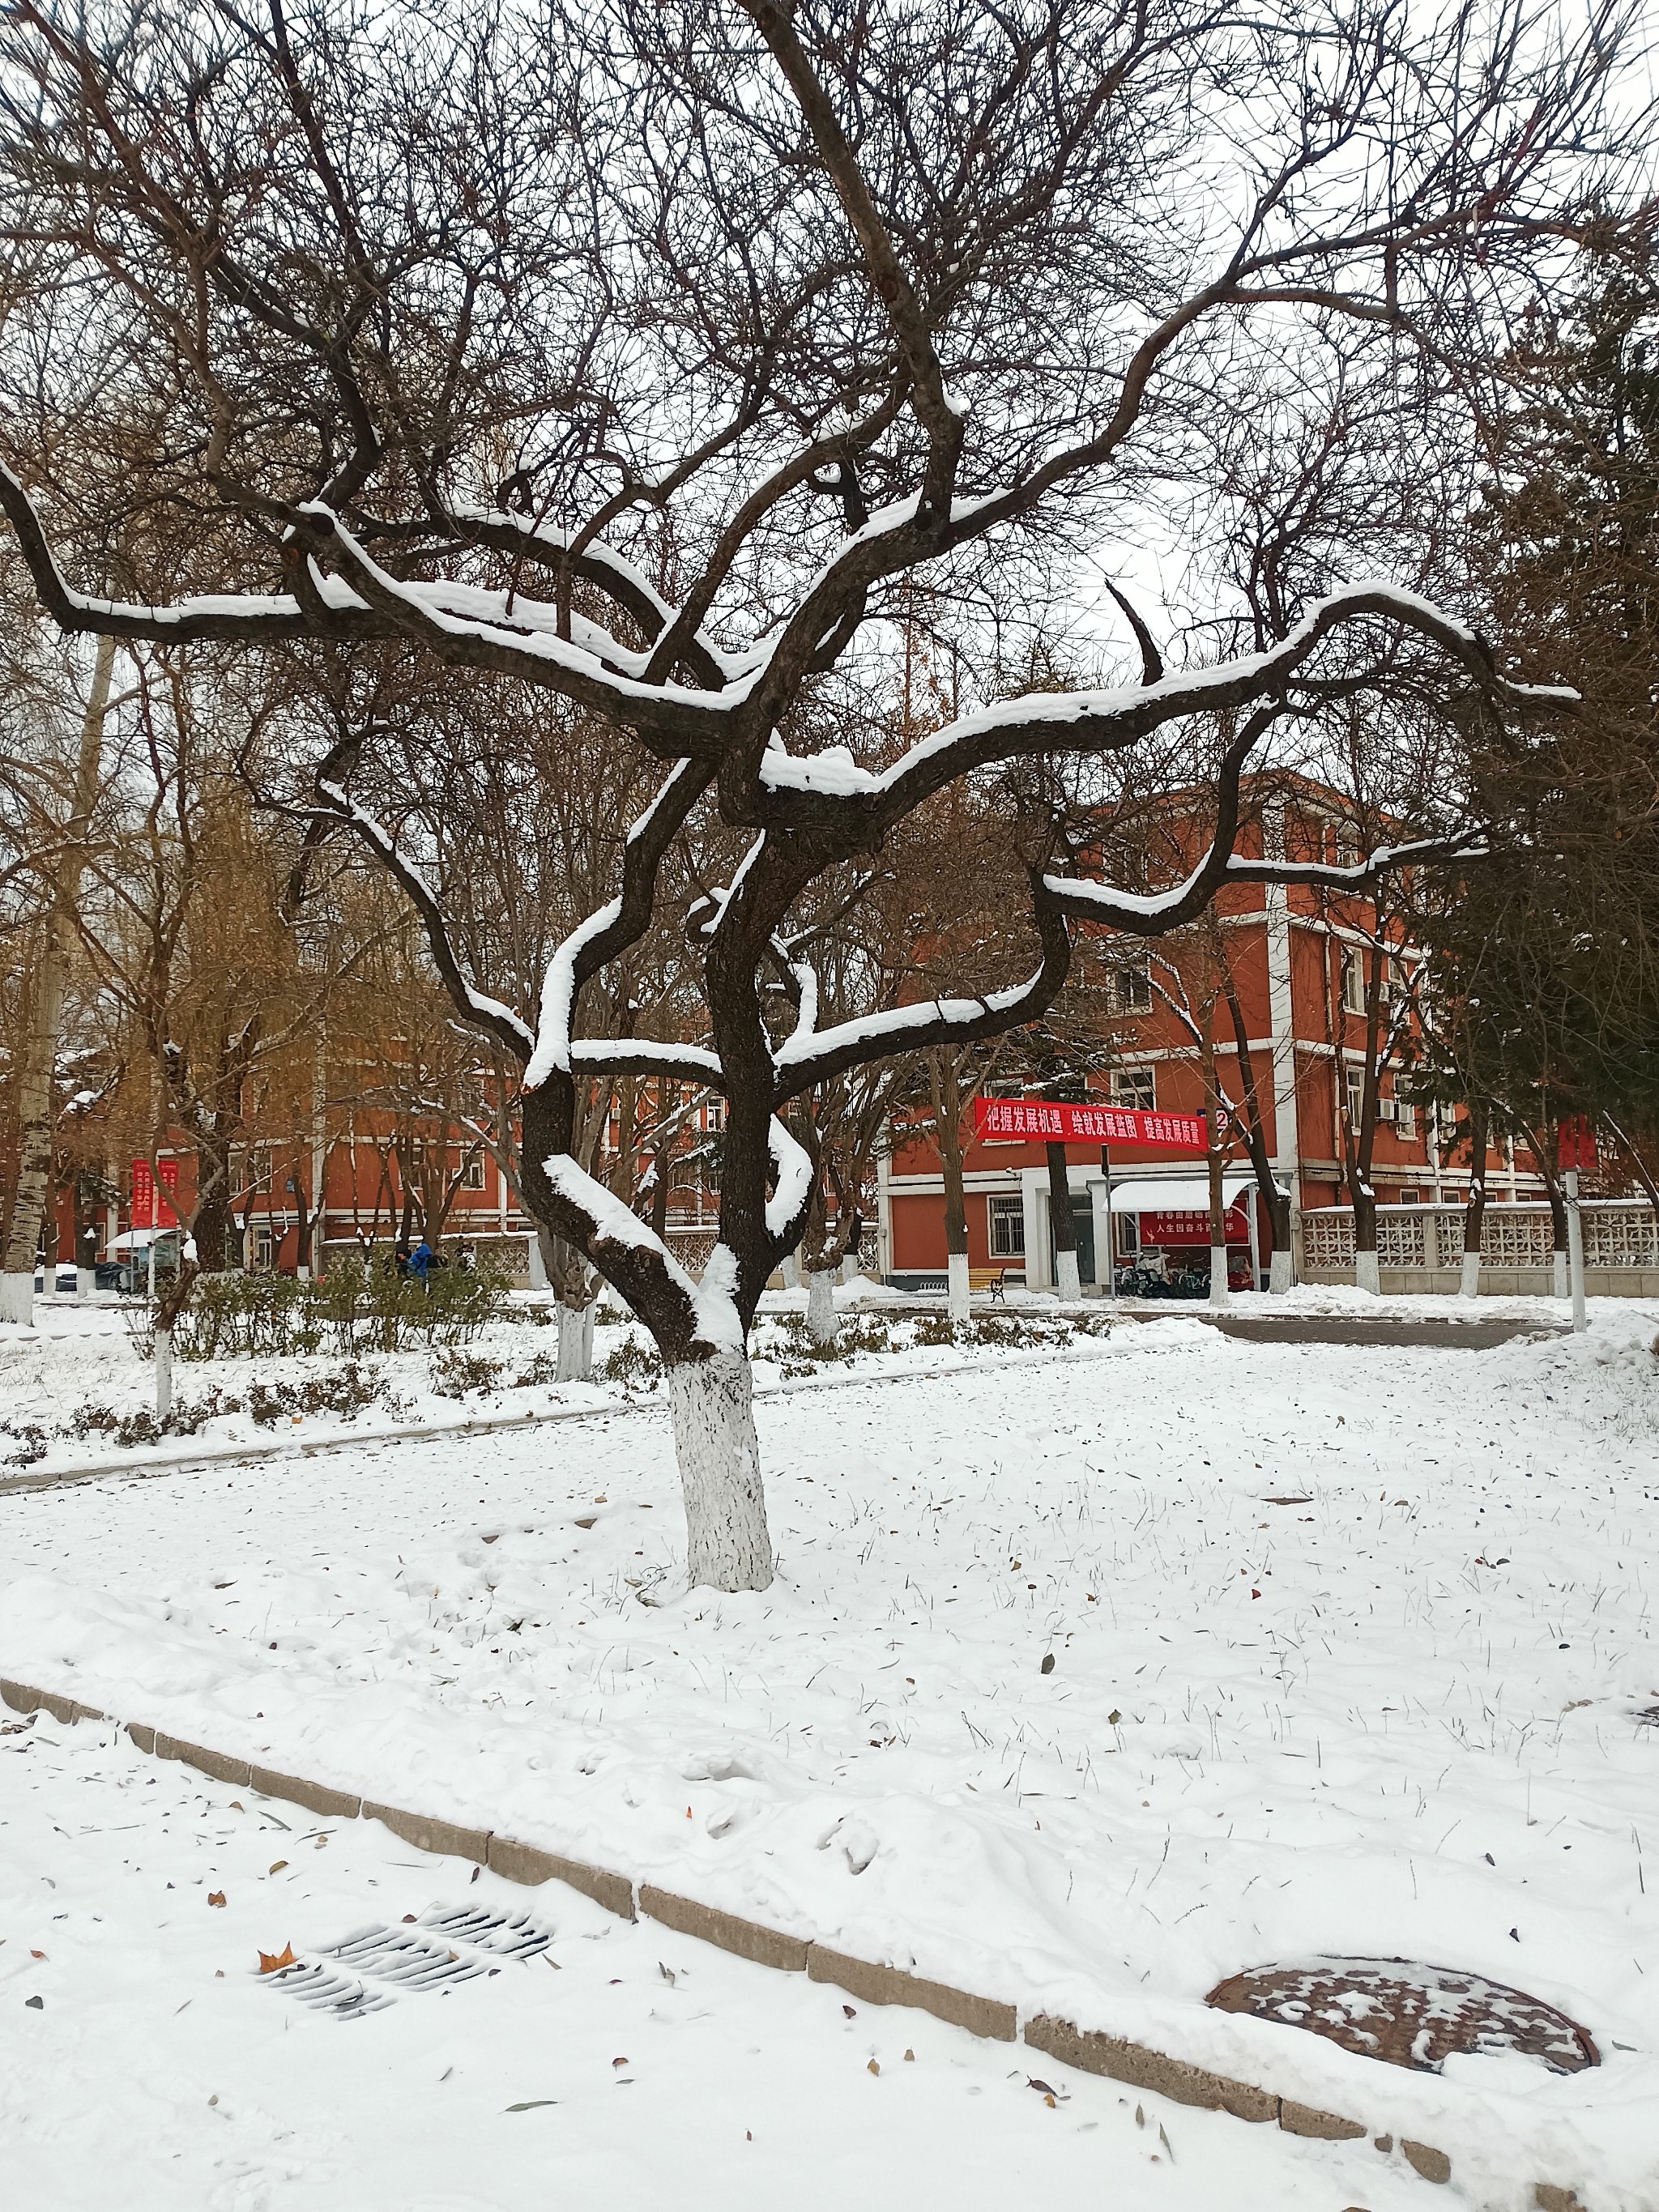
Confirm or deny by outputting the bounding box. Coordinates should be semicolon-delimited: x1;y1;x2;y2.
526;899;623;1088
766;1114;815;1242
296;505;740;748
315;777;535;1061
753;582;1578;825
569;1038;724;1084
774;893;1072;1098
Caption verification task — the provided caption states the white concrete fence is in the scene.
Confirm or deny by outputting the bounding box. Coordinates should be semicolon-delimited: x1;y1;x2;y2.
1300;1200;1659;1297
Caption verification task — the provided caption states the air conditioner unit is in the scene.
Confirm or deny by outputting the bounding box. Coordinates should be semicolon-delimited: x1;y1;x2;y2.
1376;1095;1397;1123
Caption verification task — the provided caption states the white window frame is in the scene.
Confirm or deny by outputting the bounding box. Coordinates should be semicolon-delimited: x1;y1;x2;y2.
1112;963;1152;1013
459;1151;487;1191
1340;954;1367;1016
988;1195;1026;1257
1110;1067;1156;1113
1343;1064;1366;1126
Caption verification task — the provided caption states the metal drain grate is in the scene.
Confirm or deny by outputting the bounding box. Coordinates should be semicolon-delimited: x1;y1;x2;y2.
416;1905;554;1960
263;1905;554;2018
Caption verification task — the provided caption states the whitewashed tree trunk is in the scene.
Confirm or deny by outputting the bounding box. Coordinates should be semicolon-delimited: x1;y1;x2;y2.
1552;1251;1568;1298
839;1251;860;1284
1054;1248;1081;1302
1269;1250;1294;1294
780;1251;800;1289
0;1272;35;1324
1209;1244;1230;1307
946;1250;970;1323
1354;1249;1381;1296
557;1301;595;1381
667;1351;774;1592
76;1264;95;1301
1460;1251;1482;1300
154;1325;173;1421
527;1230;550;1289
806;1268;838;1345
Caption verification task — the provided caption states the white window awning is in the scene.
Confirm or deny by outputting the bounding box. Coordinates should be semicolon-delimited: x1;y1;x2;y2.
1107;1173;1276;1213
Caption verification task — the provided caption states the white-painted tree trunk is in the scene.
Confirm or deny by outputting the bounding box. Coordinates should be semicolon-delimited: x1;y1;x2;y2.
839;1252;860;1284
0;1272;35;1325
1209;1244;1230;1307
155;1325;173;1421
1269;1250;1294;1295
527;1231;550;1289
76;1265;95;1301
1054;1248;1081;1303
946;1251;970;1324
667;1352;774;1592
780;1251;800;1290
1552;1251;1569;1299
1460;1251;1482;1300
557;1302;595;1381
806;1269;838;1345
1354;1249;1381;1296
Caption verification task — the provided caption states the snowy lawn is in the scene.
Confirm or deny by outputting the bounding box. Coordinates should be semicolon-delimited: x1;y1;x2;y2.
2;1313;1657;2207
2;1719;1436;2212
0;1287;1115;1474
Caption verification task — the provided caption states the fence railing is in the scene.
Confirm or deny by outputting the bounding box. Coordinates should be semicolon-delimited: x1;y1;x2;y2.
1301;1201;1659;1272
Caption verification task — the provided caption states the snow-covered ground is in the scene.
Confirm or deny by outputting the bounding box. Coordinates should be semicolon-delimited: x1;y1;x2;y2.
0;1288;1120;1476
0;1718;1433;2212
2;1306;1657;2207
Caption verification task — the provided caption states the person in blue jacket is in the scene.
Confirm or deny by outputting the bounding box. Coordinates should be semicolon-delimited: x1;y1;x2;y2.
407;1238;437;1288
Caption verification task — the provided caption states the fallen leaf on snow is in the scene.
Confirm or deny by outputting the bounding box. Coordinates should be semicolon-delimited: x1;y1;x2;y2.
207;1891;227;1908
258;1943;296;1974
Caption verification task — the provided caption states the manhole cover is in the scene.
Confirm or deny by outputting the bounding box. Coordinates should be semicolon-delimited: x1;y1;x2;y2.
263;1905;553;2020
1205;1957;1597;2075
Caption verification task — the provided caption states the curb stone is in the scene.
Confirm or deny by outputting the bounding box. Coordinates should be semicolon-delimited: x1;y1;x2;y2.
0;1674;1592;2207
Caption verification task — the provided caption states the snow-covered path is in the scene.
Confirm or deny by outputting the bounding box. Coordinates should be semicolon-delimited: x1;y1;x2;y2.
0;1717;1430;2212
2;1315;1657;2206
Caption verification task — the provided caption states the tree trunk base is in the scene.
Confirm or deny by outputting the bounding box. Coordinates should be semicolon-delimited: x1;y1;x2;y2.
0;1272;35;1326
557;1302;595;1382
1460;1251;1482;1300
76;1266;96;1301
1209;1244;1229;1307
1354;1250;1381;1296
155;1326;173;1420
946;1251;970;1324
667;1352;774;1593
806;1270;838;1345
1552;1251;1568;1299
1054;1249;1081;1303
1268;1250;1294;1295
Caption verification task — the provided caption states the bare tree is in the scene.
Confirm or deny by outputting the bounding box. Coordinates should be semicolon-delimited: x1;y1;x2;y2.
0;0;1616;1584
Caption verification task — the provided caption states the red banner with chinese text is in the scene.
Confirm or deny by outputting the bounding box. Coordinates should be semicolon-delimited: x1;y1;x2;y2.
130;1157;179;1230
1141;1203;1251;1246
973;1097;1207;1151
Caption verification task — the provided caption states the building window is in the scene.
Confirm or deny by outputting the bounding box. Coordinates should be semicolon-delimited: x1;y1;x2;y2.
1111;963;1152;1013
460;1152;487;1191
988;1196;1026;1257
1399;1188;1421;1205
705;1097;727;1133
1343;1065;1366;1126
1340;954;1367;1016
249;1225;277;1271
1110;1067;1156;1112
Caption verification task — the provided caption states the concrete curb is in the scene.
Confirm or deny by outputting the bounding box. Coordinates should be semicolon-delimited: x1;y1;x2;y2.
0;1672;1592;2210
0;1336;1130;1498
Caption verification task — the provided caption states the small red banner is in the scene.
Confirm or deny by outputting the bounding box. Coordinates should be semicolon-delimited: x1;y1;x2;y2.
974;1097;1207;1151
130;1157;179;1230
1142;1203;1251;1247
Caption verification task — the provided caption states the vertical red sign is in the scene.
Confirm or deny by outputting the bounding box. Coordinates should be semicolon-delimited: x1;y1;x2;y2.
130;1157;179;1229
